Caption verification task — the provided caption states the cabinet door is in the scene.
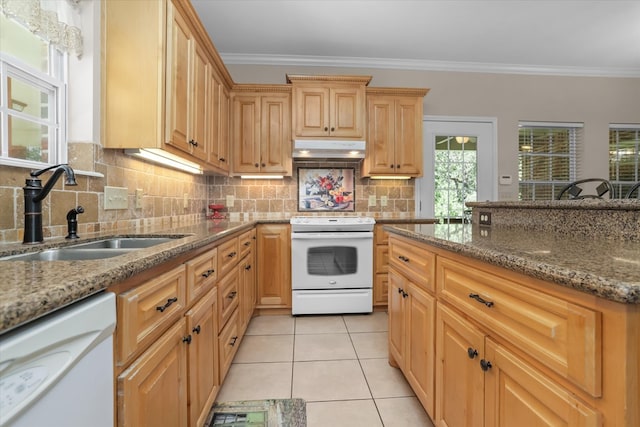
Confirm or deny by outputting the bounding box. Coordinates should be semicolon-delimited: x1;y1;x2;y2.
239;254;256;334
436;304;485;427
190;41;208;161
292;86;330;137
260;94;292;174
186;288;219;427
166;4;192;153
405;283;436;419
330;86;365;138
218;84;230;170
118;318;188;427
365;96;395;174
484;339;601;427
231;95;261;173
206;69;220;168
394;97;422;176
256;224;291;307
388;268;406;368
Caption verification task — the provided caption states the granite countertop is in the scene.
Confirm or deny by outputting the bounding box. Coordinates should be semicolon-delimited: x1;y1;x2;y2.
386;223;640;304
0;214;432;334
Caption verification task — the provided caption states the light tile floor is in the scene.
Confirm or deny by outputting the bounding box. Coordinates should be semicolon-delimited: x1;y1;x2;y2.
216;312;434;426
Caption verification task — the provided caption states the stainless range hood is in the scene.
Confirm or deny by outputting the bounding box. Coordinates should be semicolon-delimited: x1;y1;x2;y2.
292;140;366;159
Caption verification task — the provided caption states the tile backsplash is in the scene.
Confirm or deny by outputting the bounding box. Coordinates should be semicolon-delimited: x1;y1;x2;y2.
0;145;414;243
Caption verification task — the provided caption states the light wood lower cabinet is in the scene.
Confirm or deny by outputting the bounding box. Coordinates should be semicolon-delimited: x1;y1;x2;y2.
373;224;389;307
256;224;291;309
388;267;436;419
117;318;188;427
388;232;640;427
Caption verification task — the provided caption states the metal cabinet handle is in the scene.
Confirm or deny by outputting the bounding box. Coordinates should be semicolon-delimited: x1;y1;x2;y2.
468;293;494;308
219;157;225;162
480;359;492;371
192;325;201;334
467;347;478;359
227;291;237;299
230;336;238;346
245;264;252;271
227;251;237;258
183;335;192;344
396;164;400;169
324;127;329;132
244;241;251;247
330;127;335;132
201;268;215;278
398;255;410;263
156;297;178;312
254;163;259;167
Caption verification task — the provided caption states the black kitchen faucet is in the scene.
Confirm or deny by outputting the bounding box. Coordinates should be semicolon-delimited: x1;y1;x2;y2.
23;164;77;244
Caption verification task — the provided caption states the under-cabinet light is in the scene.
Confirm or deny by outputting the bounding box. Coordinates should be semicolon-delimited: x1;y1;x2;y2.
369;176;412;180
125;149;203;174
240;175;284;179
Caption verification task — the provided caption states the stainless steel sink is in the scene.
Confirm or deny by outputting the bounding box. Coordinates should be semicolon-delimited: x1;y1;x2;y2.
2;248;133;261
69;237;176;249
1;236;187;261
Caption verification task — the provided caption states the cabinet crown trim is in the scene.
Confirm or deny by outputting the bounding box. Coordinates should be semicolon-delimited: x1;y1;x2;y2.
231;84;292;93
366;87;430;97
286;74;372;85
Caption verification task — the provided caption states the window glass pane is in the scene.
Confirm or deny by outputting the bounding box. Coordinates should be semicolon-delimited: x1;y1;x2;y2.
8;116;49;162
0;14;49;73
307;247;357;275
609;127;640;198
9;76;50;119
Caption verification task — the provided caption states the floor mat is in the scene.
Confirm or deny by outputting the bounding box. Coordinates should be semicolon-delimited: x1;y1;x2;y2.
206;399;306;427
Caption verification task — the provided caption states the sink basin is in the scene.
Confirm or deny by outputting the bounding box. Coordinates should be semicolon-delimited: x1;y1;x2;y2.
2;248;133;261
0;236;188;262
69;237;176;249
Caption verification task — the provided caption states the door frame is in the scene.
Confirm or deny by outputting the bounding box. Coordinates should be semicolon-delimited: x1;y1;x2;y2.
416;115;498;217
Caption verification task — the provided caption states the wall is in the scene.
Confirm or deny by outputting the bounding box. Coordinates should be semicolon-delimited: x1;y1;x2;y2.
224;64;640;200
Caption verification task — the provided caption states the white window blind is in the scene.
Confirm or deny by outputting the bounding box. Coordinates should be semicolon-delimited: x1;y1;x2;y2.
518;122;583;200
609;124;640;198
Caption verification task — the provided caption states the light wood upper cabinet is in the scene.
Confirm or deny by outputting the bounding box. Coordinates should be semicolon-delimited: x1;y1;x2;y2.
230;87;292;176
287;74;371;140
103;0;234;173
207;74;230;172
362;88;428;178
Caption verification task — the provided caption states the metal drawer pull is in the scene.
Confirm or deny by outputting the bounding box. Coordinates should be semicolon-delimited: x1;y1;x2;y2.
244;241;251;246
467;347;478;359
156;297;178;312
227;291;237;299
201;269;215;278
468;293;494;308
227;251;237;258
183;335;192;344
245;264;252;271
192;325;201;334
480;359;492;371
230;336;238;346
397;287;408;298
398;255;410;262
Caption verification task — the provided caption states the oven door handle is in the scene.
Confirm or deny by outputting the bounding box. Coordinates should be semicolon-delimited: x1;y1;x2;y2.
291;231;374;240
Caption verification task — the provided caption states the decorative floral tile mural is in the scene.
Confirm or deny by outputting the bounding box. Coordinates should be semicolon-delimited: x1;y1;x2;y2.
298;168;355;211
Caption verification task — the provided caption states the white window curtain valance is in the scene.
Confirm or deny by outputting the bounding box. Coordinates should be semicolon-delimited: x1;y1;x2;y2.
0;0;83;57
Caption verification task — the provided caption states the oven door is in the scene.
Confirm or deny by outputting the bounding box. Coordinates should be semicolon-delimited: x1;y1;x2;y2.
291;231;373;290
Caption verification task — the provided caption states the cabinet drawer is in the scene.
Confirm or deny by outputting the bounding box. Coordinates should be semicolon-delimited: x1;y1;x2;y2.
116;265;186;366
218;310;240;383
238;229;255;260
388;235;435;292
217;267;239;331
437;256;602;396
186;247;217;305
218;237;239;277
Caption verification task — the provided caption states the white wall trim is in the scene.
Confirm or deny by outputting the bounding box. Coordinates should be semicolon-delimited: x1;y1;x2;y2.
220;53;640;78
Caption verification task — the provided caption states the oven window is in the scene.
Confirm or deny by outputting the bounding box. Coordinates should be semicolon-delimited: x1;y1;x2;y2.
307;246;357;275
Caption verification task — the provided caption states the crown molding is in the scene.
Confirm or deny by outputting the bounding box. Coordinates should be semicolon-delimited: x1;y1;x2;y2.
220;53;640;78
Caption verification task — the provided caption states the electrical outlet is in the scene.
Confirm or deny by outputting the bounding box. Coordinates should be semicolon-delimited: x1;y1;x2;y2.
183;193;188;209
368;195;376;207
226;195;235;207
479;211;492;225
135;189;144;209
104;186;128;210
380;196;388;207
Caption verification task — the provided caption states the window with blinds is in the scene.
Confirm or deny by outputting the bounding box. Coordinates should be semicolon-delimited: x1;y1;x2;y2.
518;122;582;200
609;125;640;198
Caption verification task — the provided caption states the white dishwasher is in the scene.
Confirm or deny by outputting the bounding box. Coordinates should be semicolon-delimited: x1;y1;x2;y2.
0;292;116;427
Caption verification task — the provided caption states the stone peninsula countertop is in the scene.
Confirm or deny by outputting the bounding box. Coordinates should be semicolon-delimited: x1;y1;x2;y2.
0;214;433;334
385;223;640;305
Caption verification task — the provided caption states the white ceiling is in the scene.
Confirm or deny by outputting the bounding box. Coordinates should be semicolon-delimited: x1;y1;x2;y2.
191;0;640;77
